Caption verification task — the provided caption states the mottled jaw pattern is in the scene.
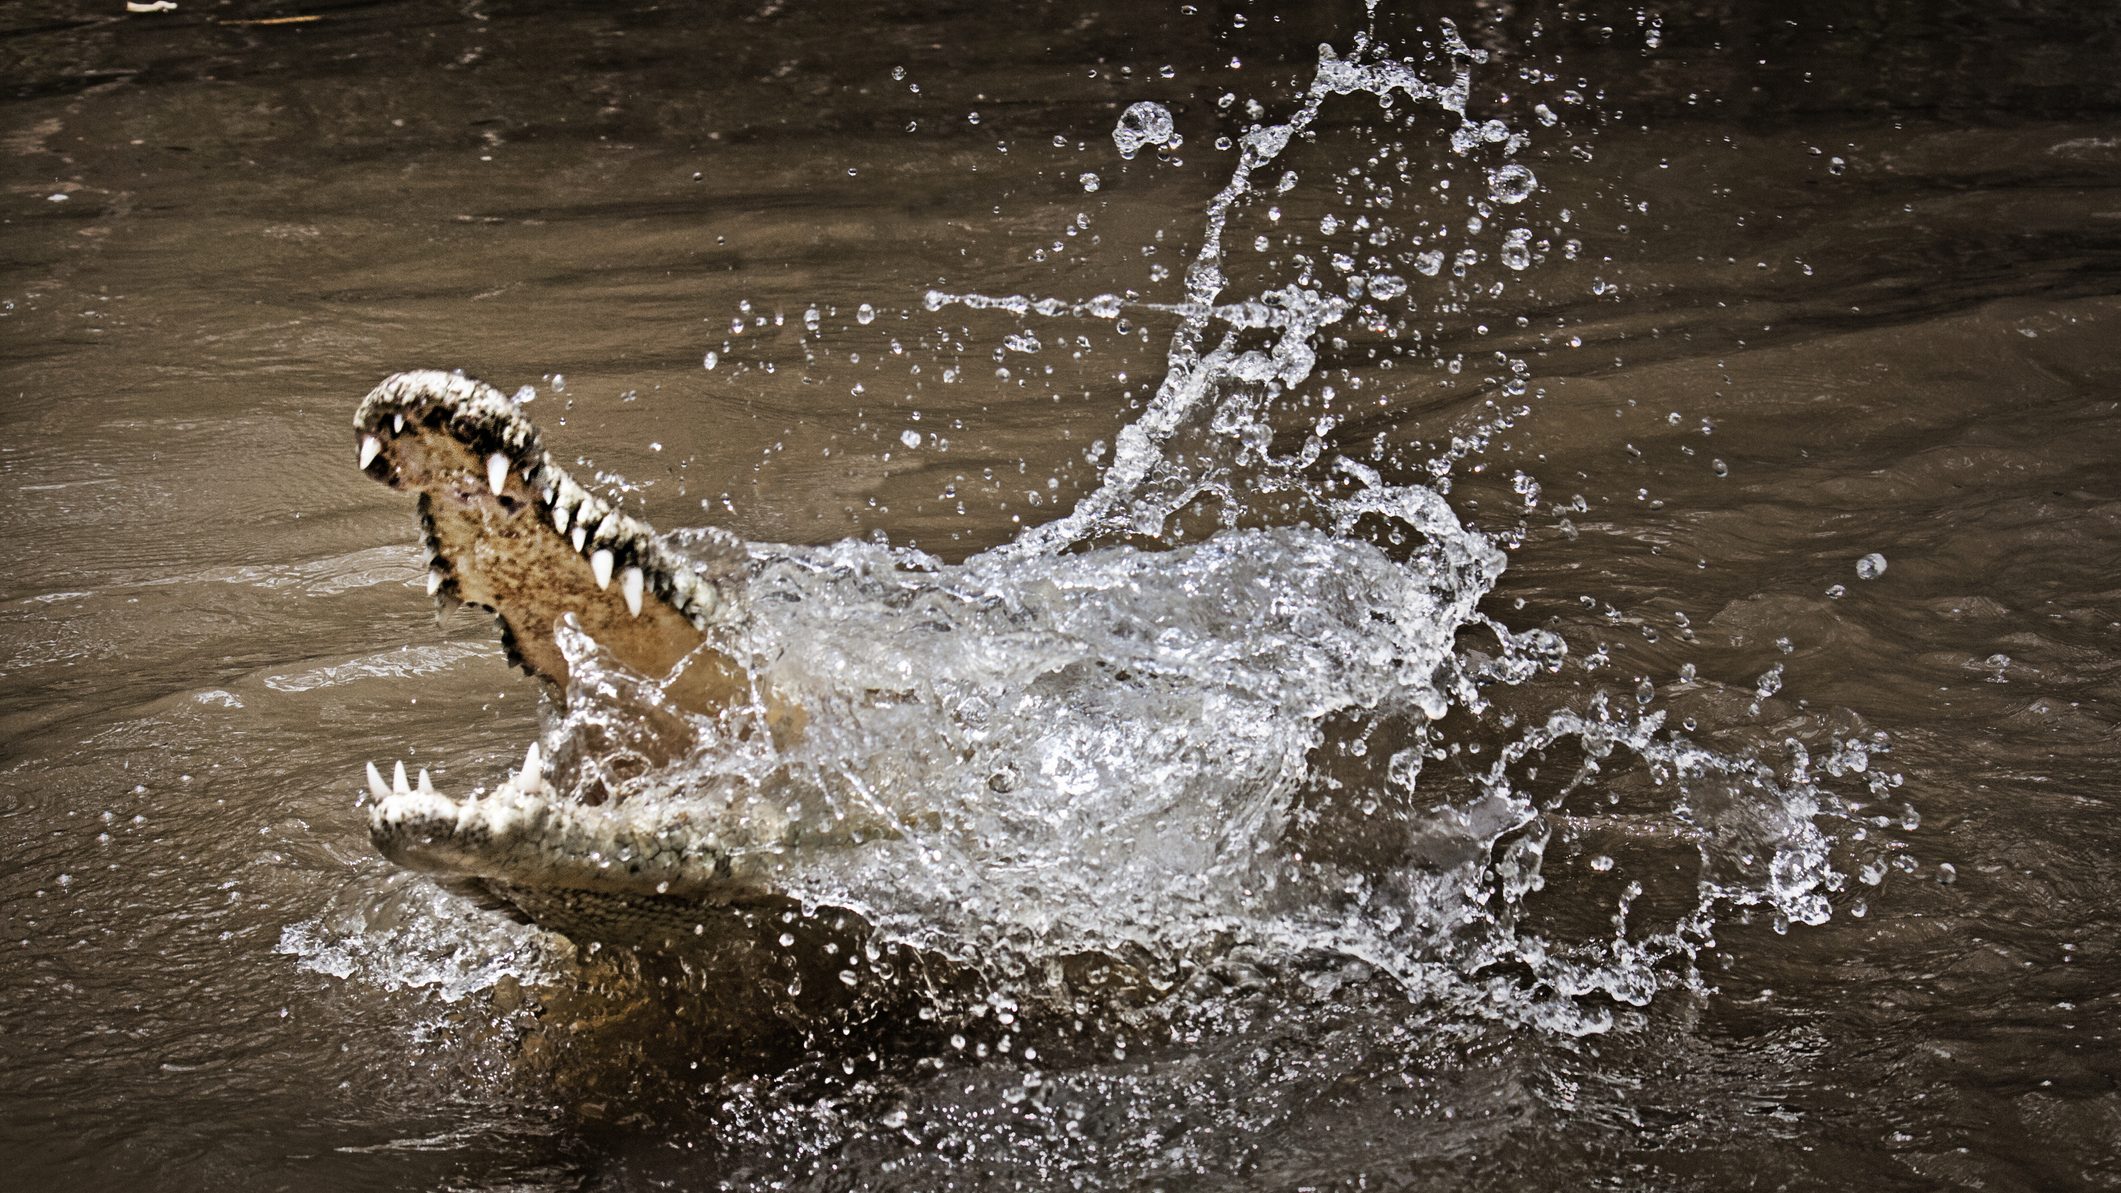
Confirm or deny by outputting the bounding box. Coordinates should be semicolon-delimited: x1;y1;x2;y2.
351;370;772;898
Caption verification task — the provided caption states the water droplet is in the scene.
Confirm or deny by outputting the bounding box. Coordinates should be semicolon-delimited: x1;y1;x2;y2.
1079;172;1100;192
856;303;876;325
1855;553;1887;580
900;429;922;449
1500;228;1533;271
1112;101;1177;160
1487;163;1538;204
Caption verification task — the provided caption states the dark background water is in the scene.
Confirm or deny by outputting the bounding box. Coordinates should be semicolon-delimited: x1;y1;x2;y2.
3;1;2119;1189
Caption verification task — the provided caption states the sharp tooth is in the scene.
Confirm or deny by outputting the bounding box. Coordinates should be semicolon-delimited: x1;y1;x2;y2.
571;526;587;552
425;569;443;597
358;435;381;469
417;768;436;795
365;761;390;801
591;549;615;590
523;740;542;782
392;760;411;795
393;413;405;433
553;502;572;534
595;512;622;542
621;566;644;617
486;452;509;496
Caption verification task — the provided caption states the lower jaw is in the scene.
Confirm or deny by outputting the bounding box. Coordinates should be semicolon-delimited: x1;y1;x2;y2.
366;771;755;905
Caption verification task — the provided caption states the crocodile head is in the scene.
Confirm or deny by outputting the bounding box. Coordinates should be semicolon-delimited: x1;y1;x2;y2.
351;371;823;952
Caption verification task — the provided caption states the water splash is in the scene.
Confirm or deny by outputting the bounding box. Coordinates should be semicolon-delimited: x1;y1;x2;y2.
354;17;1906;1032
935;22;1510;558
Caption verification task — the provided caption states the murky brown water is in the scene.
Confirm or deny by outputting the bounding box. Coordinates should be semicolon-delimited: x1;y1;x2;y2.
4;1;2119;1189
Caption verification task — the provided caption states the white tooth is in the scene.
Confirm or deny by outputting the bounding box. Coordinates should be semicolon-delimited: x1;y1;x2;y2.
365;761;389;801
571;526;587;552
622;566;644;617
591;549;615;590
523;740;542;782
393;413;405;433
425;569;442;597
358;435;381;469
553;502;572;534
392;760;411;795
486;452;509;496
417;768;436;795
595;512;622;542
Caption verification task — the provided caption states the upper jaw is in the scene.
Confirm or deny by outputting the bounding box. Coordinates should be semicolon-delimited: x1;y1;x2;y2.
352;369;737;638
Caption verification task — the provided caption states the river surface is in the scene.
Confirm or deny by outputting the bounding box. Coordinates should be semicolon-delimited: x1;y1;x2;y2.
4;1;2119;1190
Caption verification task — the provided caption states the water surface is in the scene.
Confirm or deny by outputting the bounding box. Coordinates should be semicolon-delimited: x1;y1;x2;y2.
3;1;2119;1189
